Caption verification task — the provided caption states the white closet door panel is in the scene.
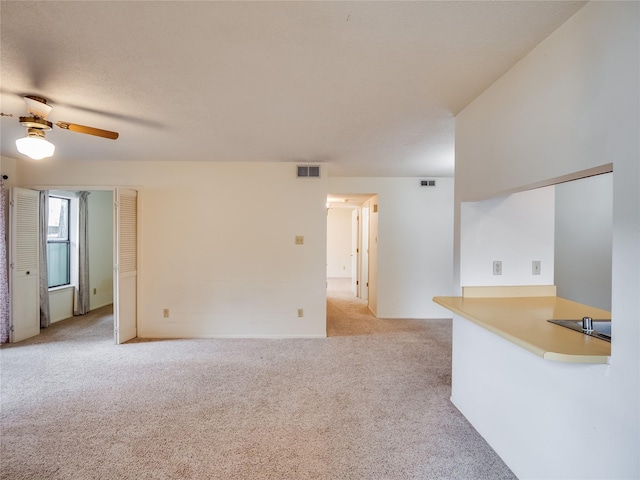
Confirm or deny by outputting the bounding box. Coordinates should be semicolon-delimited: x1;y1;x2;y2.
10;187;40;342
115;188;137;344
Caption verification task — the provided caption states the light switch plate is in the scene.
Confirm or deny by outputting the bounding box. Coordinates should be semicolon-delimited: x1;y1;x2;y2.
532;261;541;275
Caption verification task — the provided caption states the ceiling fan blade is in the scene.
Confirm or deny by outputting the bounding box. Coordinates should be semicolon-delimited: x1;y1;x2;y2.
55;121;119;140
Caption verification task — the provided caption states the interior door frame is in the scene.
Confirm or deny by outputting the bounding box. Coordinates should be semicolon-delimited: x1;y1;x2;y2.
366;195;379;316
351;208;360;297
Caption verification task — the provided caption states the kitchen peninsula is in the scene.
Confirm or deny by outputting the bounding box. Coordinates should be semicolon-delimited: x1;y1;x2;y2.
434;286;616;479
434;286;611;364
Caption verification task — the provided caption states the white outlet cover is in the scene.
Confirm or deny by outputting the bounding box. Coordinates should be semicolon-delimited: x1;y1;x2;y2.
493;261;502;275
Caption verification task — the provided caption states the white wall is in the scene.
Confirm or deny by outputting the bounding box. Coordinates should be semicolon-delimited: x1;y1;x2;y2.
1;157;17;245
1;157;17;298
328;177;454;318
454;2;639;478
87;190;114;310
326;208;352;278
555;173;612;310
49;287;74;323
0;156;17;187
17;160;328;338
460;186;555;287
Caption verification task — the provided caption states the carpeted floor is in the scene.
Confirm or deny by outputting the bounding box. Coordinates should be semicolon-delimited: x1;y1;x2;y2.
0;279;516;479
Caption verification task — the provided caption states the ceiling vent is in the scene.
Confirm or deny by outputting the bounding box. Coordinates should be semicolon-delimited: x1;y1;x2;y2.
420;179;436;187
297;165;320;178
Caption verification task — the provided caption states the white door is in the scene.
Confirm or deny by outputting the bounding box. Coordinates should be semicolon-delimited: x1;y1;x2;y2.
9;187;40;342
114;189;137;344
368;196;379;316
351;209;359;297
360;205;369;301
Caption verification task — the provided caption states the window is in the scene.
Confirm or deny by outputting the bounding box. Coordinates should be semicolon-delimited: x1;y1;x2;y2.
47;196;70;287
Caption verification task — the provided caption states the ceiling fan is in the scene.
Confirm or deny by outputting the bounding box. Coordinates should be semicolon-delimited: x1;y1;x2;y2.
1;95;119;160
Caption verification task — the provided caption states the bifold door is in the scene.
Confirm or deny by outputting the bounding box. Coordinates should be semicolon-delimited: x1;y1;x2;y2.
9;187;40;343
114;189;138;344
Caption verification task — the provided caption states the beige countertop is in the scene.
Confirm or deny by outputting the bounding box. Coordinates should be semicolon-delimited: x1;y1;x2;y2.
433;294;611;364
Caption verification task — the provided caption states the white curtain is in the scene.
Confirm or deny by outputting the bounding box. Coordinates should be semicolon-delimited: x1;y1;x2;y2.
0;178;10;343
39;191;51;328
74;191;90;316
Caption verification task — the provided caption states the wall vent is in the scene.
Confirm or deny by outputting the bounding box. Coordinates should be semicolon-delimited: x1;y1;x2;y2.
297;165;320;178
420;179;436;187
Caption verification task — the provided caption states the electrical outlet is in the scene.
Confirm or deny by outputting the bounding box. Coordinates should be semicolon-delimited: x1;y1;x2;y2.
297;308;304;318
163;309;170;318
532;261;541;275
295;236;304;245
493;261;502;275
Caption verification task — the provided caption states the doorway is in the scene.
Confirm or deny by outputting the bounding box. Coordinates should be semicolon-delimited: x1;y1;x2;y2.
9;187;138;344
46;190;115;326
326;193;378;314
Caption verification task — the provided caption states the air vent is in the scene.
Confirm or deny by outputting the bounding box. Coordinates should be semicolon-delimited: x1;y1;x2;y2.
297;165;320;178
420;179;436;187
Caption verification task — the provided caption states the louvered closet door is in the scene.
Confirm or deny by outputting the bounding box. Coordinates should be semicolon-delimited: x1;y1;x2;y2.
10;187;40;342
114;189;138;344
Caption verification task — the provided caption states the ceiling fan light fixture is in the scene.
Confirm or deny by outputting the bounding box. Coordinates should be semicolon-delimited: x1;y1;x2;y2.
24;95;53;119
16;128;55;160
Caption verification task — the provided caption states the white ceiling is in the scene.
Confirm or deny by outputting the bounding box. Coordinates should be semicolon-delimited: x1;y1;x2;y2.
0;1;585;177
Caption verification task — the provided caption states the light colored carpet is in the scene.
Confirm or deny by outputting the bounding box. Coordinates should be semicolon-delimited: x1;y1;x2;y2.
0;279;516;479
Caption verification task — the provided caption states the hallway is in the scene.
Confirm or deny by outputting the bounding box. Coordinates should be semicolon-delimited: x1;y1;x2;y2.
326;277;425;337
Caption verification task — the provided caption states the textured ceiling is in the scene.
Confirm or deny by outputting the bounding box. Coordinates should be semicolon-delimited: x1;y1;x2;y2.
0;1;585;177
